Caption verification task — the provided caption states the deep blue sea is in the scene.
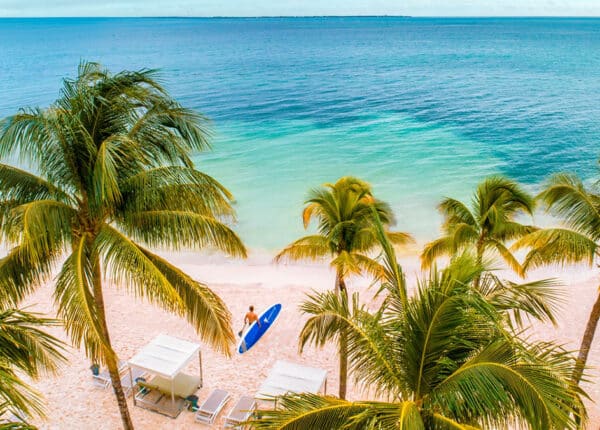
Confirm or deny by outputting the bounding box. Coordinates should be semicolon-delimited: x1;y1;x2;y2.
1;17;599;250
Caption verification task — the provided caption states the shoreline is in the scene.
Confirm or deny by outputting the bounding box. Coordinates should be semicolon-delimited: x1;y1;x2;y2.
20;250;600;428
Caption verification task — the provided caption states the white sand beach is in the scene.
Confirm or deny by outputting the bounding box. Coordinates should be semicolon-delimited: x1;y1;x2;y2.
22;251;600;429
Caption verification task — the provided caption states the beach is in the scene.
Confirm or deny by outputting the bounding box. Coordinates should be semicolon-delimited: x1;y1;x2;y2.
21;250;600;429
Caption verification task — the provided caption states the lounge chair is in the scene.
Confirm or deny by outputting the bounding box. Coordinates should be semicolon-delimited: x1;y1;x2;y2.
121;366;147;395
195;389;231;425
135;384;165;410
134;377;193;419
224;396;256;429
92;360;127;389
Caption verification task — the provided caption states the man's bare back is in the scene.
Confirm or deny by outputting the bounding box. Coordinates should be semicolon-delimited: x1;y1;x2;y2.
244;305;261;327
245;311;258;324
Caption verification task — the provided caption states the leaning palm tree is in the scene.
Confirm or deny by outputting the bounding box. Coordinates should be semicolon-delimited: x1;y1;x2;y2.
275;177;413;399
0;307;65;427
421;176;536;285
0;62;246;430
252;255;586;429
513;173;599;387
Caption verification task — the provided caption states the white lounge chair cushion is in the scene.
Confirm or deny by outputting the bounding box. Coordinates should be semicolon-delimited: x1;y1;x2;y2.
196;389;230;423
226;396;256;423
149;373;200;398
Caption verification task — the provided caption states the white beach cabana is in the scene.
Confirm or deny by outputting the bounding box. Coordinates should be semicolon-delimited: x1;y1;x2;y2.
128;334;203;417
255;360;327;403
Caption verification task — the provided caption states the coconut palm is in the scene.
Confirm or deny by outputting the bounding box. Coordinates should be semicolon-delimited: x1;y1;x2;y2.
275;176;413;399
0;307;65;427
0;62;246;430
513;173;600;386
421;176;536;285
297;210;563;384
252;255;585;430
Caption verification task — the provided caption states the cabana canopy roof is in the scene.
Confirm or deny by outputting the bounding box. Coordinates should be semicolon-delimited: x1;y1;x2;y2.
256;360;327;400
128;334;201;379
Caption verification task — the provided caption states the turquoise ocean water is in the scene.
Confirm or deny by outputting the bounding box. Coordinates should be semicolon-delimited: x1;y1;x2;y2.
0;17;599;250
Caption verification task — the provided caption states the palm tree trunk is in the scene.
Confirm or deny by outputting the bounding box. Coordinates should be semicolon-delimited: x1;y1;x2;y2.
572;290;600;386
91;255;135;430
474;240;484;289
338;324;348;400
335;271;348;400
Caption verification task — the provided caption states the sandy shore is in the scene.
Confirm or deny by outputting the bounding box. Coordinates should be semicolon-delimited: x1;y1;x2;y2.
20;251;600;429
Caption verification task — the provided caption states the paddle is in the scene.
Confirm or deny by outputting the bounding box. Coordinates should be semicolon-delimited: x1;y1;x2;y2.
237;322;246;337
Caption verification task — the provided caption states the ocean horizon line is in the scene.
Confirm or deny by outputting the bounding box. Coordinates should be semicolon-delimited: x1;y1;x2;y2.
2;15;600;19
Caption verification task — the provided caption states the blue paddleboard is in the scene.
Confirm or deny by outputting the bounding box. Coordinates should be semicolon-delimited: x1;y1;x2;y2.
238;303;282;354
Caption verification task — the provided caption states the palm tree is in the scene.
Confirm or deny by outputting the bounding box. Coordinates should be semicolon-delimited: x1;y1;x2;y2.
421;176;536;286
275;177;413;399
0;62;246;430
252;255;586;429
0;307;65;427
513;173;600;386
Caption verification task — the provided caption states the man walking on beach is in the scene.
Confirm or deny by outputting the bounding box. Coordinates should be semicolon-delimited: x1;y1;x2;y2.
238;305;261;336
245;305;261;328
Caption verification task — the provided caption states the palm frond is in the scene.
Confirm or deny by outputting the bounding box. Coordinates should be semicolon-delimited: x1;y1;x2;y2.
118;210;246;257
274;235;331;263
420;236;455;270
348;254;385;282
493;221;538;242
120;165;235;217
0;420;38;430
54;234;109;363
487;239;525;277
0;164;73;206
138;248;235;356
475;176;535;222
91;135;130;209
0;365;45;420
97;226;234;355
478;274;564;326
538;173;600;241
0;108;89;192
513;228;598;270
0;307;66;422
1;200;75;261
0;110;62;169
0;244;59;306
403;266;497;398
439;197;477;229
0;308;65;377
330;251;366;279
385;231;415;247
431;414;480;430
251;393;424;430
299;291;406;399
431;339;584;430
440;252;484;290
127;102;212;166
370;208;408;308
448;223;479;249
302;202;319;229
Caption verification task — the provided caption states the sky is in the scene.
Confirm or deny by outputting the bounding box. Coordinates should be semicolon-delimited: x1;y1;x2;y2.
1;0;600;17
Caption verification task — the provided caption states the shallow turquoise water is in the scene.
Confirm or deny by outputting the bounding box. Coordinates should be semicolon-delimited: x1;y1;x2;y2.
202;115;499;248
1;17;599;250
